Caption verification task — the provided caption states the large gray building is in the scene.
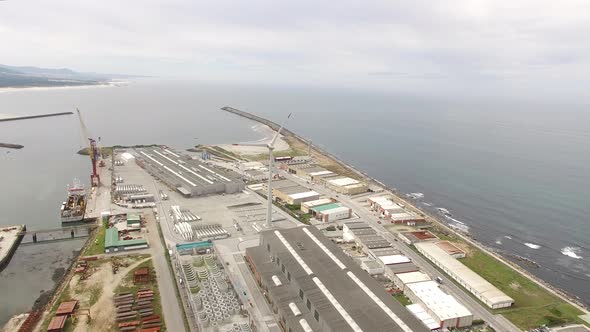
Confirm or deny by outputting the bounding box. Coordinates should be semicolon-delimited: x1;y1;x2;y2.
135;147;245;197
245;227;428;332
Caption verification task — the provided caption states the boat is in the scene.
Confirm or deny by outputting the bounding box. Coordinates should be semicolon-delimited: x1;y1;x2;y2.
60;179;86;223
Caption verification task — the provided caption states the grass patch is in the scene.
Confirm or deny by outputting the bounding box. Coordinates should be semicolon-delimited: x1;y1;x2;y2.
82;222;106;256
461;249;585;329
414;234;587;329
88;285;102;307
392;293;412;306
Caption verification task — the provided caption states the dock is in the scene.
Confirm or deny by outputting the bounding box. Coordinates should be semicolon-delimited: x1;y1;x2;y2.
0;224;26;272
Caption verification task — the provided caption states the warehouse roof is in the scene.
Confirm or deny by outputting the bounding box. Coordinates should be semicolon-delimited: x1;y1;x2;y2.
406;304;441;330
343;221;372;230
309;170;334;176
415;242;514;306
105;228;148;249
387;262;419;275
279;185;312;195
369;247;400;257
436;241;465;256
247;227;427;332
395;271;431;285
379;254;411;265
302;198;333;208
289;191;320;200
405;281;472;320
389;212;421;221
318;206;351;215
328;177;360;187
270;179;299;189
311;203;341;212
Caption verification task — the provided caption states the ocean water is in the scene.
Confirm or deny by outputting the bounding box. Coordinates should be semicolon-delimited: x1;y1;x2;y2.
0;80;588;323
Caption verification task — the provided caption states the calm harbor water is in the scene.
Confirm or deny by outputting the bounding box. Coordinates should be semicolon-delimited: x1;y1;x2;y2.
0;80;588;324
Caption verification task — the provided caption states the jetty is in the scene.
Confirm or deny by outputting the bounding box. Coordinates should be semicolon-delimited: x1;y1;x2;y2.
0;224;26;272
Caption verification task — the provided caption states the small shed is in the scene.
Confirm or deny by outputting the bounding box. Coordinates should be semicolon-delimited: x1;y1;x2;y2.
133;267;151;284
55;300;78;316
126;214;141;226
47;315;67;332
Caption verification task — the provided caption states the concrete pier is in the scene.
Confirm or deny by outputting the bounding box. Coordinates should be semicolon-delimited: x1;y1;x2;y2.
0;224;25;271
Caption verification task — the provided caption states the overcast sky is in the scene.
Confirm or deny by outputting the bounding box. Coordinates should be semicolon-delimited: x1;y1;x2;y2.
1;0;589;99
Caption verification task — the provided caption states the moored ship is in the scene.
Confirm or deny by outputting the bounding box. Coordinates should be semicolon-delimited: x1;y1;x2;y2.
60;179;86;223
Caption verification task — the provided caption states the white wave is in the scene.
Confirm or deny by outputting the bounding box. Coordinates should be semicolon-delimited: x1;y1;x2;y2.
524;242;541;249
446;217;465;225
561;247;583;259
422;202;433;207
407;192;424;199
504;235;512;240
495;240;503;245
437;207;450;214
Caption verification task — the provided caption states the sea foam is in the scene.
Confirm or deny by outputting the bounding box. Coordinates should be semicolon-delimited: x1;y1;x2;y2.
561;247;583;259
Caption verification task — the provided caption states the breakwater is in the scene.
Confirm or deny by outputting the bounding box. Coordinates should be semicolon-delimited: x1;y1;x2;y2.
0;111;73;122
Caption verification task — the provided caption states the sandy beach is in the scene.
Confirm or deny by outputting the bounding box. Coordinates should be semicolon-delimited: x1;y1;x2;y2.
216;123;290;155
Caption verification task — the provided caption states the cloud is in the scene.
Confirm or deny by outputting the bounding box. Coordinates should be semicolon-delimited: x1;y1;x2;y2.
0;0;589;99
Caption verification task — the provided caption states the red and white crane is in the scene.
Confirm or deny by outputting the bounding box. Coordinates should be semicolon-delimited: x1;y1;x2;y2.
76;108;100;187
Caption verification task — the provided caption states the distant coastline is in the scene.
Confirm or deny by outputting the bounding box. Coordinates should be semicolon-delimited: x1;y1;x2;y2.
0;81;123;93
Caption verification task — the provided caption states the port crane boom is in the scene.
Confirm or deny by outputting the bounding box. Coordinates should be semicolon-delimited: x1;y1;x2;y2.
76;108;100;187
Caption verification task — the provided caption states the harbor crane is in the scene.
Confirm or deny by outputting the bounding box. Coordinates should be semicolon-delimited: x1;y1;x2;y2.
233;113;292;228
76;108;100;187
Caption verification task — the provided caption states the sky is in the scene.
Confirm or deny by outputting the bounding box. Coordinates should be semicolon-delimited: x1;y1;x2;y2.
1;0;589;99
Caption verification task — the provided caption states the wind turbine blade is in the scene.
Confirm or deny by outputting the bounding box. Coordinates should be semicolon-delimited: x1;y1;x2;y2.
270;113;292;147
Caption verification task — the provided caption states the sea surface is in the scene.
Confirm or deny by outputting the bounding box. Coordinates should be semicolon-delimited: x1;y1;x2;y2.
0;80;588;324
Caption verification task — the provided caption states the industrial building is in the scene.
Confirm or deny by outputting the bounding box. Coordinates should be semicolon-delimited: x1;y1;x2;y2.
435;241;466;259
104;227;148;253
398;231;439;245
245;226;428;332
135;147;245;197
287;165;334;180
404;281;473;329
301;198;334;213
415;242;514;309
391;271;431;291
243;169;267;181
325;176;368;195
308;202;352;222
315;205;352;222
262;179;320;205
387;212;426;226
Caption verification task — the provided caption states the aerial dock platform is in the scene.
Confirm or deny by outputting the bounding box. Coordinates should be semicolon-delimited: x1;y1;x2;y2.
0;224;26;271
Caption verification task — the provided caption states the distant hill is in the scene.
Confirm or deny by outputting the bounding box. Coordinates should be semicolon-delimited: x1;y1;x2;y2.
0;64;140;88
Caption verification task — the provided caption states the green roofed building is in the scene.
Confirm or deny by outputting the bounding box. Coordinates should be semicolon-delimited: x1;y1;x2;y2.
105;227;148;253
309;203;341;216
126;213;141;226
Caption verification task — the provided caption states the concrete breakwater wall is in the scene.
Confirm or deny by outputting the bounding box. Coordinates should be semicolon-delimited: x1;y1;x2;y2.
0;111;73;122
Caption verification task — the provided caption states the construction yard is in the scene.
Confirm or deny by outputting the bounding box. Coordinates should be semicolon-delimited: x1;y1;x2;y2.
36;254;164;332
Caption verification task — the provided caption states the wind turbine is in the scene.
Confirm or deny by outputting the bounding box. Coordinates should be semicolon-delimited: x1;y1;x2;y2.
234;113;292;228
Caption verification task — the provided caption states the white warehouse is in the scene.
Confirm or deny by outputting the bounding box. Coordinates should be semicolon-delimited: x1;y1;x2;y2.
415;242;514;309
404;281;473;329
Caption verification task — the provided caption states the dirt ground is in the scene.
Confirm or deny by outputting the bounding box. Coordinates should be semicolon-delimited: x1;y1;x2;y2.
34;255;150;332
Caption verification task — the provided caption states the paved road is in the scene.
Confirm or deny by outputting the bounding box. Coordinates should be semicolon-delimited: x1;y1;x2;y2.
145;213;187;332
281;170;520;332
